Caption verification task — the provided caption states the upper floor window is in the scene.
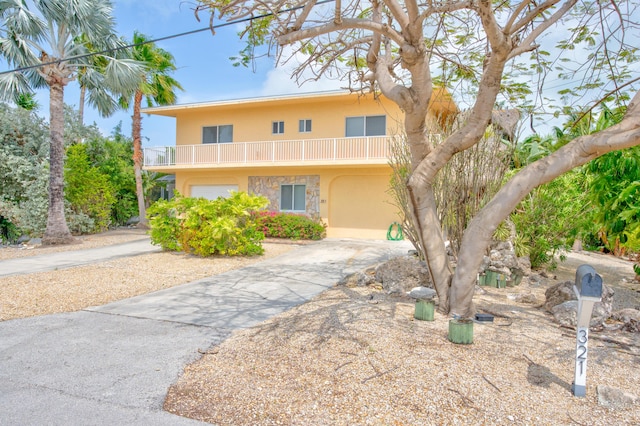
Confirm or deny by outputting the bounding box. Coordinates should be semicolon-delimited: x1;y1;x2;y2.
272;121;285;134
280;184;306;212
203;125;233;144
299;119;312;133
345;115;386;137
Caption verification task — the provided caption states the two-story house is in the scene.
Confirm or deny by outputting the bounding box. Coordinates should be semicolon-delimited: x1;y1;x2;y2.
142;91;456;239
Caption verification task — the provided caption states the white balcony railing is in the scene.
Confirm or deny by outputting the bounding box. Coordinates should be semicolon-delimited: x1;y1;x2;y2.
143;136;402;168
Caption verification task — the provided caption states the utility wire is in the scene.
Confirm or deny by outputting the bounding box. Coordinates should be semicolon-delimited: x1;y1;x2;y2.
0;0;335;76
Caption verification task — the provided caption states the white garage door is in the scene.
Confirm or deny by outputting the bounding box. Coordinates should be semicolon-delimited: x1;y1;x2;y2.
190;185;238;200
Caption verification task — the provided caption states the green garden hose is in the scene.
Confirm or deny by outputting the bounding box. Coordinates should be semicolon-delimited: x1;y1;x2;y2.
386;222;404;241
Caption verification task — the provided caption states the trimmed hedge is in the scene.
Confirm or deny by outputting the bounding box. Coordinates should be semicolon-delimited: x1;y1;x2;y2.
254;211;326;240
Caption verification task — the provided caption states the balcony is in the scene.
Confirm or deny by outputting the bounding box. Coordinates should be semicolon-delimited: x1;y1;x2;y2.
143;136;402;169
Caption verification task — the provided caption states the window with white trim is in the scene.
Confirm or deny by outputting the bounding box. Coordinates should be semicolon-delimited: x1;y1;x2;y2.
345;115;386;137
203;125;233;144
272;121;285;134
280;184;306;211
298;119;312;133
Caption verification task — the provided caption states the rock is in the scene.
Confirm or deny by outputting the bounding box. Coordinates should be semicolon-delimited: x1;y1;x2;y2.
547;282;615;328
611;309;640;333
337;271;374;288
611;308;640;323
597;385;639;408
481;240;529;279
16;235;30;244
29;237;42;245
375;256;431;295
551;301;578;327
408;286;436;300
623;319;640;333
517;256;532;276
544;281;575;312
572;239;583;251
507;293;538;305
479;256;491;273
126;216;140;226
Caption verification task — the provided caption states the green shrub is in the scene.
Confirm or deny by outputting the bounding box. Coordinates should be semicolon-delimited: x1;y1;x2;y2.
0;215;20;244
65;144;116;233
147;191;269;256
254;211;326;240
510;169;593;269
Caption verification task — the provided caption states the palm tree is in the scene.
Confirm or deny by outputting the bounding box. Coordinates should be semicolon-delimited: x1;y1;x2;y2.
124;31;182;227
0;0;142;244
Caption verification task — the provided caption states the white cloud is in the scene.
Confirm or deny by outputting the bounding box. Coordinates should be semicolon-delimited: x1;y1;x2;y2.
259;48;349;96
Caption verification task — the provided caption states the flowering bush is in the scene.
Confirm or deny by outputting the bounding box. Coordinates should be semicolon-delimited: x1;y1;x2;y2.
253;211;326;240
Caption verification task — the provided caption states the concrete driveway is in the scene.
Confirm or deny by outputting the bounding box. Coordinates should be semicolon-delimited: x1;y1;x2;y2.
0;238;411;425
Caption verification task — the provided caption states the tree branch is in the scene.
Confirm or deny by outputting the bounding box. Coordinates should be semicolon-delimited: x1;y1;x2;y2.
382;0;410;29
277;18;405;46
509;0;578;60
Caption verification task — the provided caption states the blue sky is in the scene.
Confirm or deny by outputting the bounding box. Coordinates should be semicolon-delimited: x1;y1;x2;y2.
31;0;344;147
10;1;639;146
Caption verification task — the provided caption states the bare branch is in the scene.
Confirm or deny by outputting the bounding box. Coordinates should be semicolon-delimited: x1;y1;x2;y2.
503;0;532;34
477;0;508;49
418;1;474;20
510;0;578;59
292;0;317;31
382;0;410;29
507;0;556;35
277;18;405;46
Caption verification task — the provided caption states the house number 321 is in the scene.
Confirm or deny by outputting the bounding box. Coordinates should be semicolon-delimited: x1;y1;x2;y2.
575;328;588;376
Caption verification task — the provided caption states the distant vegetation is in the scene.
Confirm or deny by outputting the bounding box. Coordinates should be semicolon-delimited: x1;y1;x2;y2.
0;104;163;243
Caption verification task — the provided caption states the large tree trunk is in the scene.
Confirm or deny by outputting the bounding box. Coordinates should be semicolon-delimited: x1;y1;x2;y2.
132;90;148;227
43;82;74;245
448;90;640;317
407;180;453;312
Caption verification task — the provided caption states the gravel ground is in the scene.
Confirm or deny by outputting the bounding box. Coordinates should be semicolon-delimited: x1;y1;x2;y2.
1;230;639;424
0;228;295;321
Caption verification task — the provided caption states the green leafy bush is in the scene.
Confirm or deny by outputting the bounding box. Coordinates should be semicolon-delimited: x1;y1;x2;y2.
586;147;640;256
147;192;269;256
254;211;326;240
0;215;19;243
65;144;116;233
510;169;593;269
85;129;138;226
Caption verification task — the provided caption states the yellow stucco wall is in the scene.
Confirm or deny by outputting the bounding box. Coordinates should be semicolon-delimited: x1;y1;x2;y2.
145;90;458;239
172;93;409;146
175;165;398;240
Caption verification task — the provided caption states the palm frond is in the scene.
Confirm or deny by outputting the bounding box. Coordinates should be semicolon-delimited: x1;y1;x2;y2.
86;84;119;117
1;0;47;38
0;72;32;102
103;58;144;96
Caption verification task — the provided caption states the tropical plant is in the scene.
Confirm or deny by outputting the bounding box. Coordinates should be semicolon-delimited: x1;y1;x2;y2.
14;92;38;111
147;192;269;256
121;31;182;228
587;148;640;256
510;169;593;269
195;1;640;318
253;211;326;240
0;0;142;244
84;126;138;226
64;144;116;232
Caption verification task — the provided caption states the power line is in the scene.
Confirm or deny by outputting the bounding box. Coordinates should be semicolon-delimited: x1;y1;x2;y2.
0;0;335;76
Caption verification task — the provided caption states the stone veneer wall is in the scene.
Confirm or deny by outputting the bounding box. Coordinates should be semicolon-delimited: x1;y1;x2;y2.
248;175;320;218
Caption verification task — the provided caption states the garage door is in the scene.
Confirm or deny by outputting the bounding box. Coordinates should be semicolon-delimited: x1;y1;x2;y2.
328;175;397;238
190;185;238;200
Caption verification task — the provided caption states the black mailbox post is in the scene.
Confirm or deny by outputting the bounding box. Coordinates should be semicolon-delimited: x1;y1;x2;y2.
571;264;603;397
